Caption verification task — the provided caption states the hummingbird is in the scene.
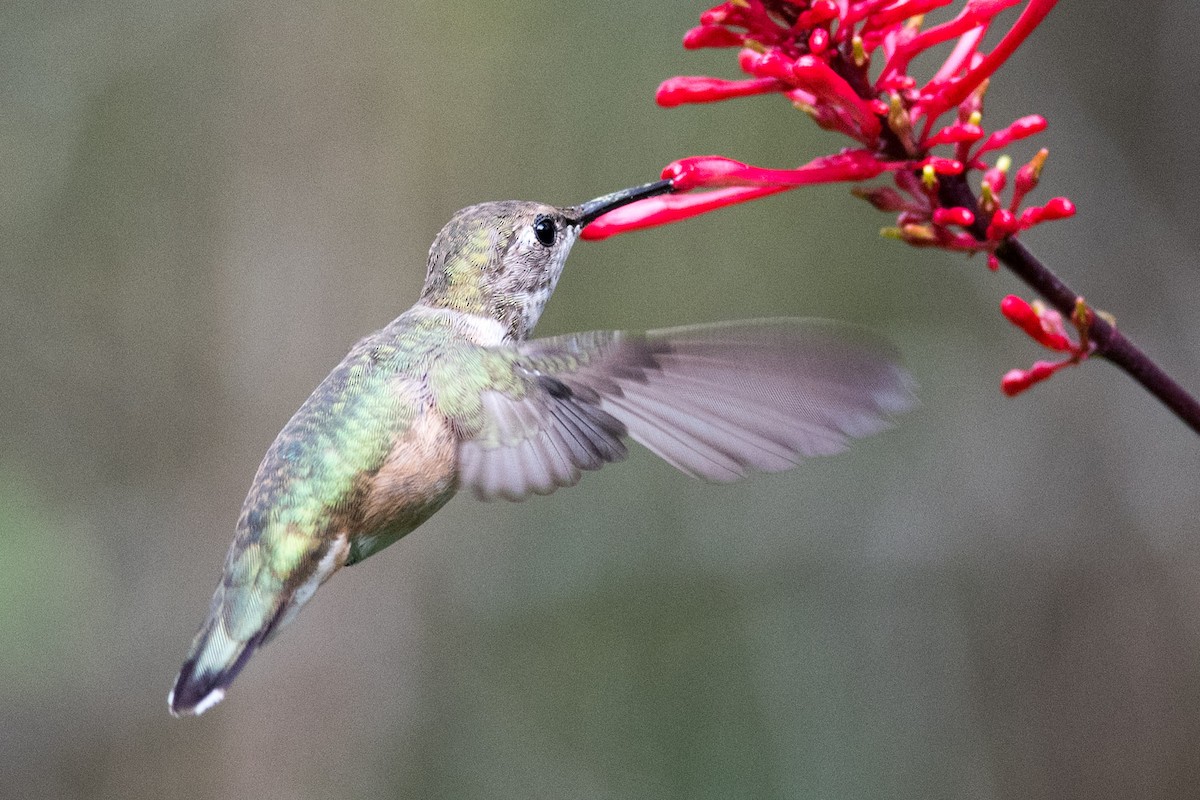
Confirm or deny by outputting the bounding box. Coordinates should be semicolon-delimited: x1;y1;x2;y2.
168;179;914;717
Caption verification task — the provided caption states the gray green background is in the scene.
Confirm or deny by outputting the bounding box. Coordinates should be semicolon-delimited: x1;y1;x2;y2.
3;2;1200;798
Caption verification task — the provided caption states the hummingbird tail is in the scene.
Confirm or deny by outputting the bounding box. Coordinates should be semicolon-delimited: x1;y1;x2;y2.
169;532;347;717
168;609;277;717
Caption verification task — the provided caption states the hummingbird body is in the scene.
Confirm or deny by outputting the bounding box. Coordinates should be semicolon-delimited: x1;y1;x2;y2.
170;185;915;717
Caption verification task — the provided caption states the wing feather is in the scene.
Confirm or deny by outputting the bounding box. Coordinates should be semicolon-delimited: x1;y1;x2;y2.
454;318;914;500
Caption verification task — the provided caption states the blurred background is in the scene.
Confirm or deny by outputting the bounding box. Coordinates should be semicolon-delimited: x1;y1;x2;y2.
3;1;1200;798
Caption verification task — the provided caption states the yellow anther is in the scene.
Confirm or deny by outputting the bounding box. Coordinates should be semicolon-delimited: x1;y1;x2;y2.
888;94;913;148
852;36;867;67
921;163;937;190
902;223;937;242
792;100;817;118
980;180;996;210
1029;148;1049;180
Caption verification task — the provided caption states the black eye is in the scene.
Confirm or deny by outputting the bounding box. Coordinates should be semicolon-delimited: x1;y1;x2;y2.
533;215;557;247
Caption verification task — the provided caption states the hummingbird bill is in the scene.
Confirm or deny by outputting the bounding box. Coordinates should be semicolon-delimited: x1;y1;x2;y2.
168;179;915;717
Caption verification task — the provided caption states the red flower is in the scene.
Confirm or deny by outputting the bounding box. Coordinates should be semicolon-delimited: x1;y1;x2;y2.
586;0;1069;263
998;294;1094;396
575;0;1101;397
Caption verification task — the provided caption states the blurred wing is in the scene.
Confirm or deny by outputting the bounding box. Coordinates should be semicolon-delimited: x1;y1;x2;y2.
596;318;915;481
457;318;915;500
455;330;630;501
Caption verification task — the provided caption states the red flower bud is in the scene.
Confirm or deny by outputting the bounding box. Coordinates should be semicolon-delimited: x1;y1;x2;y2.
737;47;760;74
1001;361;1061;397
683;24;744;50
1000;295;1074;351
1000;294;1037;327
656;76;782;107
982;166;1008;195
699;7;731;26
976;115;1048;154
933;206;975;227
799;0;839;27
808;27;830;55
920;156;965;175
986;208;1018;240
745;50;795;83
926;122;984;146
878;75;917;92
789;56;883;142
1011;148;1049;208
1019;197;1076;229
1040;196;1076;220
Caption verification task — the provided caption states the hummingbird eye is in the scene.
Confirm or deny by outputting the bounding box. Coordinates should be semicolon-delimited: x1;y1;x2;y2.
532;215;557;247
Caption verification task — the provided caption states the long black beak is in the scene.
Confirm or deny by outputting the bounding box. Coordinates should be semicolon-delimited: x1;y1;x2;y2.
571;178;675;227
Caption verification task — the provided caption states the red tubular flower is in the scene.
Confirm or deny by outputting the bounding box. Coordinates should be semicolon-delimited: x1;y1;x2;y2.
595;0;1106;402
918;0;1059;122
683;25;744;49
927;122;984;146
808;28;830;55
920;157;965;176
581;185;790;241
799;0;840;27
790;56;883;142
933;207;976;227
583;152;892;239
610;0;1068;260
867;0;959;32
1019;197;1076;229
986;208;1018;240
1001;361;1062;396
998;294;1094;395
656;76;784;107
1000;295;1073;351
983;163;1009;195
666;152;891;191
1011;148;1048;208
879;1;1018;93
976;115;1048;155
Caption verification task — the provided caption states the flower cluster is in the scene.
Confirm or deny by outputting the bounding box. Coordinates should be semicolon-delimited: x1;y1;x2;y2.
580;0;1083;395
998;294;1093;396
584;0;1068;250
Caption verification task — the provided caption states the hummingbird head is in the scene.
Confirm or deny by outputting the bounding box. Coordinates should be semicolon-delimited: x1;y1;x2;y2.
419;180;673;341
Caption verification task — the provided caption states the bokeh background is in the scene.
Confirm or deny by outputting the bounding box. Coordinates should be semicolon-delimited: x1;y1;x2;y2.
4;2;1200;798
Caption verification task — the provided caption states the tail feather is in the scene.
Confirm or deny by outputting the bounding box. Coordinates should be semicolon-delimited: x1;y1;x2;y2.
168;609;279;717
169;531;346;717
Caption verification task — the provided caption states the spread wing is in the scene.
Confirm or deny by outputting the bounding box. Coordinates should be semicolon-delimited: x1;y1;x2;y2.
454;318;915;501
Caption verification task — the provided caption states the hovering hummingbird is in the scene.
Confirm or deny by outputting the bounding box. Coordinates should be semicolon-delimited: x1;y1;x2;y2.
168;179;914;716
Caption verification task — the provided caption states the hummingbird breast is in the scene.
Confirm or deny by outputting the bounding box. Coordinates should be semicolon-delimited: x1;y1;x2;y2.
356;397;459;535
